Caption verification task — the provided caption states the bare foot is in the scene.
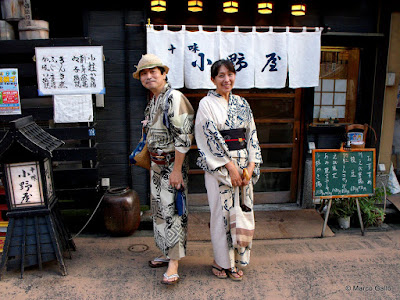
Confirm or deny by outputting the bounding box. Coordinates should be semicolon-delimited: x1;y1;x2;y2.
227;267;243;281
212;261;227;278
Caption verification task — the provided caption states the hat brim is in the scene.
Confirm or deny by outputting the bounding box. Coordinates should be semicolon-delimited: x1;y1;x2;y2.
133;64;170;79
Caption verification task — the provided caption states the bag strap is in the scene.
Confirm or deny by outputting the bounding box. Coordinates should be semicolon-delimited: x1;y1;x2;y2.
163;88;174;129
233;186;240;207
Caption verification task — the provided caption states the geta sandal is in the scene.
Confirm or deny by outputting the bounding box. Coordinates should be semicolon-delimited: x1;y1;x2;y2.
148;257;170;268
212;265;227;279
226;268;243;281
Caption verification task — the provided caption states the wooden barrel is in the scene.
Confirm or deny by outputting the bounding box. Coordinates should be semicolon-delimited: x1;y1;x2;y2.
103;187;141;236
18;20;49;40
0;21;15;40
0;0;24;21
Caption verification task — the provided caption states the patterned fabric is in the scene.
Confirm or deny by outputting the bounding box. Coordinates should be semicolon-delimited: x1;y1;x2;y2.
144;83;194;260
194;90;262;268
144;83;194;154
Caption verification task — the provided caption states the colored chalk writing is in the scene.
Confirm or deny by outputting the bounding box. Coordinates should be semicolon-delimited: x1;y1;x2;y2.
312;149;375;198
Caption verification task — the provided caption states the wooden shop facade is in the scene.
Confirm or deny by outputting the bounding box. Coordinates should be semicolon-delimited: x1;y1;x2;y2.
0;0;399;232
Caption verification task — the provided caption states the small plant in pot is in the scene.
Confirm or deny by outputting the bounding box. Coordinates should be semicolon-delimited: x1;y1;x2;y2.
359;187;389;227
330;198;356;229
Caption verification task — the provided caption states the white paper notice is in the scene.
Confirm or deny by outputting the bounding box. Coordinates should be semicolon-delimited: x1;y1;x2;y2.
35;46;105;95
54;94;93;123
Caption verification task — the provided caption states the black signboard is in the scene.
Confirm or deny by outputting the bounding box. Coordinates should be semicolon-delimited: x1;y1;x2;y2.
312;148;376;199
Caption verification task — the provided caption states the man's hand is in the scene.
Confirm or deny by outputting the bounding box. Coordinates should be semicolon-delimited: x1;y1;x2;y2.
170;150;185;189
170;168;184;189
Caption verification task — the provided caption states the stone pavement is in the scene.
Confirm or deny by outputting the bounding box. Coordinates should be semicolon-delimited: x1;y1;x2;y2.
0;222;399;300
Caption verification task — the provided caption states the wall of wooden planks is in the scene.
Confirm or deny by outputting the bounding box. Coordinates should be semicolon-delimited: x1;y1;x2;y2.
86;10;150;207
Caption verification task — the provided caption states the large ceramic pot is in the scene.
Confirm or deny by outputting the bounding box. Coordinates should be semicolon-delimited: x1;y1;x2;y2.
103;187;141;236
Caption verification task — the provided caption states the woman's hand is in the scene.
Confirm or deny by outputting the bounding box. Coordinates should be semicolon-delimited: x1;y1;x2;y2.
242;162;255;186
225;161;242;187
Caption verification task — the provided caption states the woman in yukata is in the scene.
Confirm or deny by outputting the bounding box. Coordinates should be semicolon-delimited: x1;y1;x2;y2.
194;59;262;281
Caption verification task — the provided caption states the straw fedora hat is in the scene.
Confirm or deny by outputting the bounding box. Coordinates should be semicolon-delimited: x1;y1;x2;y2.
132;54;169;79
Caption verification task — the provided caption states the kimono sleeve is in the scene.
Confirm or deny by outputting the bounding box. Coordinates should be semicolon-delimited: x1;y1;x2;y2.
168;90;195;154
246;108;262;165
194;98;232;172
243;99;263;184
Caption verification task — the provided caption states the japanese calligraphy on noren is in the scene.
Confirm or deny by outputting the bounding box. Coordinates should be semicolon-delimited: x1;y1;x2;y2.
312;149;375;198
227;53;248;72
188;43;212;71
262;52;281;72
6;161;45;208
35;46;105;95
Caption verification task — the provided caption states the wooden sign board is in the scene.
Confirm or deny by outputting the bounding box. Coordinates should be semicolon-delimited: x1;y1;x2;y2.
312;148;376;199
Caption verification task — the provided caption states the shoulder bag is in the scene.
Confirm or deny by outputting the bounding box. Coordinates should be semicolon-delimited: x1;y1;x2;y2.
229;185;255;248
129;129;150;170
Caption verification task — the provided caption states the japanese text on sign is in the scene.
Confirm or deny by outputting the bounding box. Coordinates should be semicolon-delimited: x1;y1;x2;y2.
312;149;375;198
35;46;105;95
6;162;45;208
0;68;21;115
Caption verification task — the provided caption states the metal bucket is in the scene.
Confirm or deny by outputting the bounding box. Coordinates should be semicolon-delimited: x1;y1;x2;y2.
103;187;141;236
0;0;24;21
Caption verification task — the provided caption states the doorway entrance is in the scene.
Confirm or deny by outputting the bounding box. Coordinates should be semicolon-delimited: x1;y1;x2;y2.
186;88;303;205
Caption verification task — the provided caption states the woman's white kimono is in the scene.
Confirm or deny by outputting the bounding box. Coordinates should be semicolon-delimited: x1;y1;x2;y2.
194;90;262;269
144;83;194;260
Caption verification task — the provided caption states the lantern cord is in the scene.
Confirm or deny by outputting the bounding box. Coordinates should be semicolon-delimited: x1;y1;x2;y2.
69;191;107;240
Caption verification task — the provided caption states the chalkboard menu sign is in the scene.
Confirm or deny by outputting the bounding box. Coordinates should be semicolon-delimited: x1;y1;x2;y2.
312;148;375;199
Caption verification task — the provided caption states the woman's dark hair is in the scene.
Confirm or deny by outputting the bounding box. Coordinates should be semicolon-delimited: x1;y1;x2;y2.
210;59;236;78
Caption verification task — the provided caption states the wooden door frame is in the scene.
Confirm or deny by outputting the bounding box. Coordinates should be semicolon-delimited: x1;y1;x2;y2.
186;89;304;205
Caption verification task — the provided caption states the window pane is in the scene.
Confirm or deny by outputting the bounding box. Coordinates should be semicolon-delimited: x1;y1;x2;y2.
334;93;346;105
247;98;294;119
321;92;334;105
322;79;334;92
261;148;292;168
335;79;347;92
314;106;320;118
315;48;359;123
314;92;321;105
336;106;346;118
256;123;293;143
253;172;291;192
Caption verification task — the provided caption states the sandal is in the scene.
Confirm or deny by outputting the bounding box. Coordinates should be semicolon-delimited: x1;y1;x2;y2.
161;273;180;285
212;265;227;279
148;256;170;268
226;267;243;281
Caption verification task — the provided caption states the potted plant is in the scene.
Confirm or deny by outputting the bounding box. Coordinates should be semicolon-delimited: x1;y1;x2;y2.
330;198;356;229
359;187;389;227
